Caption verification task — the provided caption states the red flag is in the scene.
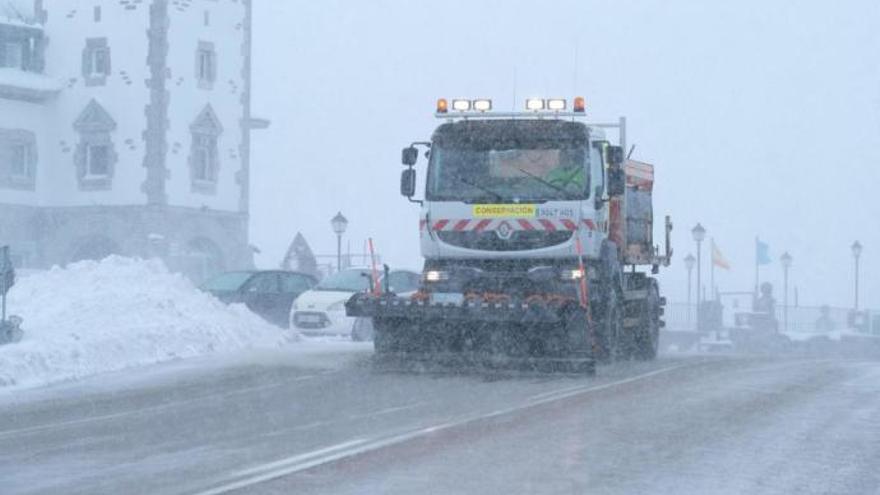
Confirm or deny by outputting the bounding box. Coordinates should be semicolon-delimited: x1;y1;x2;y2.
712;240;731;270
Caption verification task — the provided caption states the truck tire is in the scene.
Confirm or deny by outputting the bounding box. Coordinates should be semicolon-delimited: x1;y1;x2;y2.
632;280;661;360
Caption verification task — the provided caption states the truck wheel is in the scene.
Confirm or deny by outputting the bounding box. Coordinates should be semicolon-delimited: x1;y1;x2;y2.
352;318;375;342
633;282;660;360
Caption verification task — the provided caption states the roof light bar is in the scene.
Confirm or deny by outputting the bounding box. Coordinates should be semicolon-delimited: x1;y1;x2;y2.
434;96;591;118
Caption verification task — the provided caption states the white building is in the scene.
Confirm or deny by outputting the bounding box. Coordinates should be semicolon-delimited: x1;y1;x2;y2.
0;0;262;281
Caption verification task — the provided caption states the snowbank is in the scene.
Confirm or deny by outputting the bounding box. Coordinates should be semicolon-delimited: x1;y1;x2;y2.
0;257;295;390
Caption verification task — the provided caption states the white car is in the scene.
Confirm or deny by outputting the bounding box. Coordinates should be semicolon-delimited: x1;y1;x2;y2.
290;268;420;338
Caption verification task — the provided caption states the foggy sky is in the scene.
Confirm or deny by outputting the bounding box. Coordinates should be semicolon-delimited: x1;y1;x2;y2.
250;0;880;309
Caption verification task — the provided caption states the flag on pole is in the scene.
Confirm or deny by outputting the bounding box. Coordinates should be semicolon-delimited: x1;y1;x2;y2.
711;240;731;270
756;238;771;265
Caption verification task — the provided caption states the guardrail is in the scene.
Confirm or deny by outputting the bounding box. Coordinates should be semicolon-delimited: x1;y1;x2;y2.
665;302;879;337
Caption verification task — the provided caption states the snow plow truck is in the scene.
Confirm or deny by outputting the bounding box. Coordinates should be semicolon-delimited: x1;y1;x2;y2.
346;97;672;373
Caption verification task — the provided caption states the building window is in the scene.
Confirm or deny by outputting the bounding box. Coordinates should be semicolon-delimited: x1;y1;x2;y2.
196;41;216;89
82;38;111;86
0;129;37;190
0;25;44;73
1;41;23;69
85;144;110;178
189;105;223;194
73;99;117;190
192;134;216;182
10;143;31;178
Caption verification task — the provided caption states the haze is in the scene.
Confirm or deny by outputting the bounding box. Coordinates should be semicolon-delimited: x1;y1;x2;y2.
251;0;880;309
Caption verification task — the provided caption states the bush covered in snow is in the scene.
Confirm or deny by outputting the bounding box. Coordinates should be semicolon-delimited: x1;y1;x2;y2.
0;256;295;389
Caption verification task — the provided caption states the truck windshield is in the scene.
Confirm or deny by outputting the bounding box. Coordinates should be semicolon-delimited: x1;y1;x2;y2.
427;142;589;202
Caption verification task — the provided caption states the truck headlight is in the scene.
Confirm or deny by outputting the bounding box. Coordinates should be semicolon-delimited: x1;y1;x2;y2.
560;268;585;280
424;270;449;282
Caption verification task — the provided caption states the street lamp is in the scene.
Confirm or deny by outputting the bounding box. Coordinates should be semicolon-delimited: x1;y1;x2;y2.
691;223;706;331
331;212;349;272
851;241;862;310
780;252;792;332
684;253;696;330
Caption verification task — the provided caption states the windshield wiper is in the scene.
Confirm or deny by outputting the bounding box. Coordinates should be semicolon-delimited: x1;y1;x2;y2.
516;168;573;198
454;176;505;202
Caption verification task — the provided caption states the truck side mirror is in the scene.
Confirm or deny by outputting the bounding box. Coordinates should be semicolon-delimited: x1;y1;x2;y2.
400;168;417;197
608;167;626;196
607;146;624;166
402;147;419;166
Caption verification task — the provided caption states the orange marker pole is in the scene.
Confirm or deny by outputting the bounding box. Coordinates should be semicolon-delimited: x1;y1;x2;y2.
368;237;381;296
575;236;596;357
574;237;591;318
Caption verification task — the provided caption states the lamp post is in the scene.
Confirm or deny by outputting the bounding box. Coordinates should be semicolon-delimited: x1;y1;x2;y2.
331;212;348;272
780;252;792;333
851;241;862;311
684;253;696;330
692;223;706;331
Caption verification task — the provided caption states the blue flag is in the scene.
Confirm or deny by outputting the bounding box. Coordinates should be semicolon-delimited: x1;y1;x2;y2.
756;238;771;265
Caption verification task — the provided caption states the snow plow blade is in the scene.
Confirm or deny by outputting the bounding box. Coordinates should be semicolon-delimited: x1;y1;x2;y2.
346;293;595;375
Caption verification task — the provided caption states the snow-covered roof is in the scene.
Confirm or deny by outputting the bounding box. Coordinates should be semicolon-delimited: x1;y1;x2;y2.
0;68;62;102
0;68;61;92
0;0;38;26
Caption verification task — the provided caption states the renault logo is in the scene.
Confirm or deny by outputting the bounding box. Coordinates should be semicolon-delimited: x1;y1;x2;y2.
495;221;514;240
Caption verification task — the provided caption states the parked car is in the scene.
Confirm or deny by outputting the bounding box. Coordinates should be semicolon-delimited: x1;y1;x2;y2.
290;268;420;338
200;270;317;328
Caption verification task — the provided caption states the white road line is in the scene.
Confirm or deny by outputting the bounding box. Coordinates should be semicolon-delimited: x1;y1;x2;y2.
350;402;426;419
254;403;428;440
527;362;710;403
192;363;691;495
0;374;319;439
228;439;370;478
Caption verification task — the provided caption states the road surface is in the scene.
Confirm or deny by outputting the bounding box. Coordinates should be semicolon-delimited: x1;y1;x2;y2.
1;343;878;495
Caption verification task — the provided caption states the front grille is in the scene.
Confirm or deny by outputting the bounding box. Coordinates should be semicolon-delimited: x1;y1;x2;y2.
437;230;573;251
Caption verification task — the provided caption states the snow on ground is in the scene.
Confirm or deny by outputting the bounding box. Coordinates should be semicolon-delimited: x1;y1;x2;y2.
0;256;297;390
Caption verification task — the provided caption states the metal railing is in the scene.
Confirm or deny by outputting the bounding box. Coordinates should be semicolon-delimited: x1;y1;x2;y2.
665;302;878;337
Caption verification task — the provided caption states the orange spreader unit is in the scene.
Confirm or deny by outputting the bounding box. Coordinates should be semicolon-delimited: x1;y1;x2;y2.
609;160;657;265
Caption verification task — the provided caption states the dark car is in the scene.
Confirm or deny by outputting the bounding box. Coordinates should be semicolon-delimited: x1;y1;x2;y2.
200;270;317;328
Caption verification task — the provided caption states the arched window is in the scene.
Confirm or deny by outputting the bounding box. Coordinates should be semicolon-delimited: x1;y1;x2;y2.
73;99;117;191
